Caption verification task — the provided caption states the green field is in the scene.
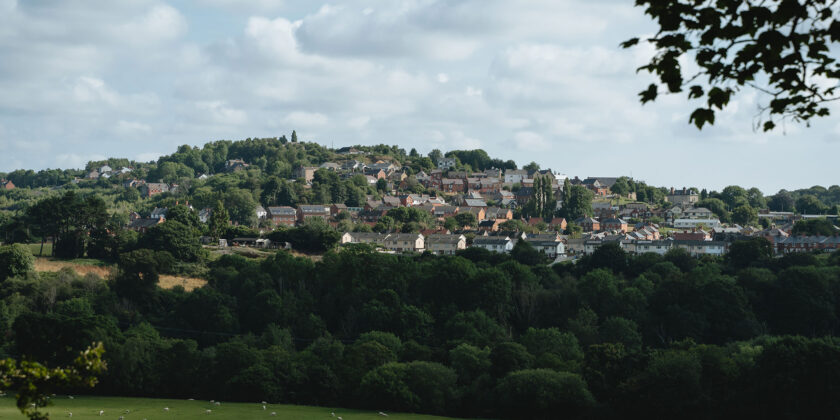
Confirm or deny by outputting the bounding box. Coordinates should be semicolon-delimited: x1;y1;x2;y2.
0;395;464;419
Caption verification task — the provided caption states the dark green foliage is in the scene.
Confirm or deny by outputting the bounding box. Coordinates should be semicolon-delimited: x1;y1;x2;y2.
138;220;204;262
0;244;34;281
626;0;840;130
792;218;837;235
495;369;595;420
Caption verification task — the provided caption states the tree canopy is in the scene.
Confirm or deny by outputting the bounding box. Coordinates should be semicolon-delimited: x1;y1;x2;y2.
624;0;840;131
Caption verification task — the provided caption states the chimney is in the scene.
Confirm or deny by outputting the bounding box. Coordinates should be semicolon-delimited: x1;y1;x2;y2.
670;187;675;194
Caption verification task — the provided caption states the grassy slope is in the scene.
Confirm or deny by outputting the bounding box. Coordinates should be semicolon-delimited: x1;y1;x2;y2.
0;395;463;419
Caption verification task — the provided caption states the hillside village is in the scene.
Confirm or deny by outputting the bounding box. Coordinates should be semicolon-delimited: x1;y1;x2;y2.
4;139;832;260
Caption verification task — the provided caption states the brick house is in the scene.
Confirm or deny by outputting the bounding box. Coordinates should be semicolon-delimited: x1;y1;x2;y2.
140;183;169;198
297;205;330;223
601;218;629;233
268;206;297;226
576;217;601;232
441;178;466;193
0;179;14;190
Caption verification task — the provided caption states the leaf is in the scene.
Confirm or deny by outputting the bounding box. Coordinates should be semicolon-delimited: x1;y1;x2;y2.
689;108;715;129
688;85;704;99
762;121;776;131
620;38;640;48
639;84;658;104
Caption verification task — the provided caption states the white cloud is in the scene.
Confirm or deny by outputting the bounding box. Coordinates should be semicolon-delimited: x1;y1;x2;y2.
282;111;328;127
0;0;835;192
195;101;248;125
116;4;187;45
115;120;152;135
514;131;550;149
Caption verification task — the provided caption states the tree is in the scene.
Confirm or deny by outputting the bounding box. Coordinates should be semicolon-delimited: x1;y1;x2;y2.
428;149;443;165
0;343;106;420
796;194;827;214
523;161;540;172
376;178;388;193
611;177;631;196
792;218;837;235
494;369;595;420
139;220;204;262
209;200;229;240
731;204;758;226
0;244;34;281
623;0;840;131
291;130;298;143
454;212;478;228
562;186;593;221
768;191;796;212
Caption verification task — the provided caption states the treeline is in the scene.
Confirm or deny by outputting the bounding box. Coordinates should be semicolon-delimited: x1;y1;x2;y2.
2;236;840;418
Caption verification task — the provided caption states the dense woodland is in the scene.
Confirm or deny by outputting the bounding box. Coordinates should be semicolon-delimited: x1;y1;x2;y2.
1;231;840;418
1;137;840;419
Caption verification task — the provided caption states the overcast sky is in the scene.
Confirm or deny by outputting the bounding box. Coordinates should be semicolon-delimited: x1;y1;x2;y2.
0;0;836;194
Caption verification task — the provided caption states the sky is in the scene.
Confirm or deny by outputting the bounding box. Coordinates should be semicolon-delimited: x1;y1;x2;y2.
0;0;837;194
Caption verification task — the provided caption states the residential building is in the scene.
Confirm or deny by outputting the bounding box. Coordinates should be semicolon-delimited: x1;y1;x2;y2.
340;232;388;246
472;236;515;253
150;207;168;220
225;159;250;172
426;234;467;255
504;169;529;185
601;218;629;233
198;208;212;223
383;233;425;252
674;218;722;229
667;187;699;206
525;238;566;258
255;205;268;220
0;179;14;190
268;206;297;226
297;205;330;223
441;178;465;193
576;217;601;232
438;157;457;169
127;217;163;233
294;166;318;182
139;183;169;198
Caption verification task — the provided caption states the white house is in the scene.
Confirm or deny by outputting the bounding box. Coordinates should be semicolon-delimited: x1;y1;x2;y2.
437;157;457;169
383;233;425;252
504;169;529;185
340;232;388;246
525;239;566;258
255;205;268;220
472;236;514;253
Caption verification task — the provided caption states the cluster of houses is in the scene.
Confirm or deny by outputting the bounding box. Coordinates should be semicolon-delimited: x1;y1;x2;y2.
106;152;840;259
85;164;133;180
340;231;566;258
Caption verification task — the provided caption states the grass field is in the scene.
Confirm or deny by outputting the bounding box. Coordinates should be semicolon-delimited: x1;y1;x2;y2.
32;255;207;292
0;395;462;420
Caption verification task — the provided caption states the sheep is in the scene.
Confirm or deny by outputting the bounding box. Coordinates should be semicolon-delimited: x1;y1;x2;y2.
163;407;169;412
214;401;221;406
379;412;389;417
67;413;72;418
261;401;267;404
262;405;266;410
99;410;104;416
68;395;74;399
270;412;276;416
205;409;212;414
